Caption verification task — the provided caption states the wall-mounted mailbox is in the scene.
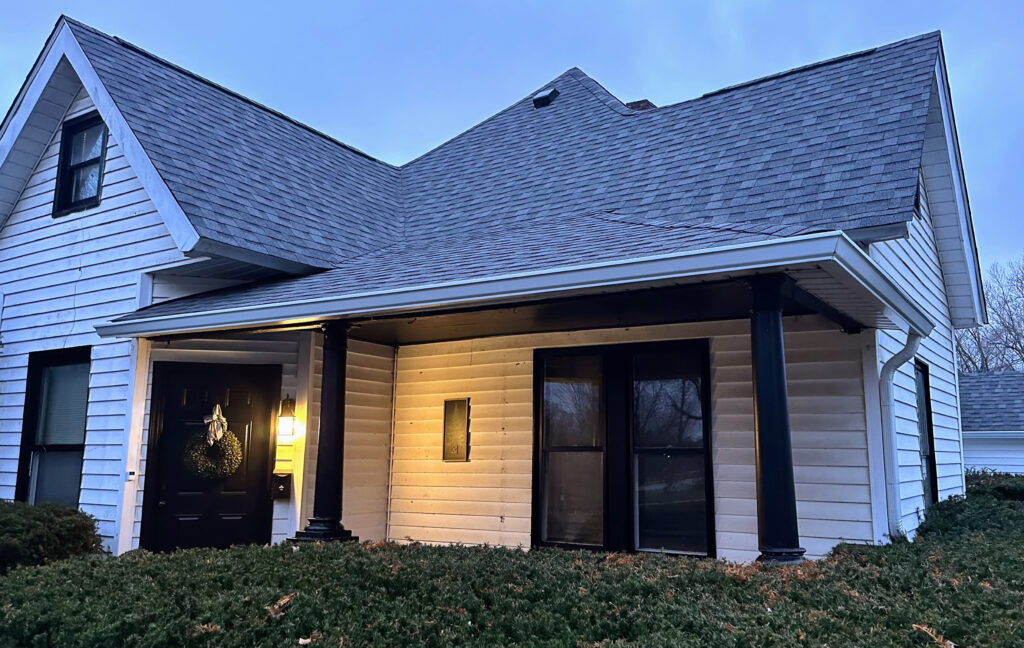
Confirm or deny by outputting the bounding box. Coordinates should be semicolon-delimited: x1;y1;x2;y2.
271;473;291;499
443;398;470;462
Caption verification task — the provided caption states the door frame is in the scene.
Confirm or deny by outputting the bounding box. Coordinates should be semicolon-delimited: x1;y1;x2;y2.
140;361;281;551
531;339;715;556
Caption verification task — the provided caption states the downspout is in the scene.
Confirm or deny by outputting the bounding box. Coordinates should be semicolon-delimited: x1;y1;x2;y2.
878;331;922;538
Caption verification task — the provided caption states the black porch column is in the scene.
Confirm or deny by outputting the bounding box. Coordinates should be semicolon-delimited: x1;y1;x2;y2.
748;275;805;564
292;321;356;542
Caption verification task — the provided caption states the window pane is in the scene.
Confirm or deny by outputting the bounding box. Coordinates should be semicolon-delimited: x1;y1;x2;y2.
543;355;603;447
71;163;101;203
633;352;703;449
544;451;603;545
37;362;89;445
32;449;84;508
70;123;105;164
636;453;707;554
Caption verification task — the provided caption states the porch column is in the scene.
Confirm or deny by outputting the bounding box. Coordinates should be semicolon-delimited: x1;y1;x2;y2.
292;321;356;542
748;275;805;564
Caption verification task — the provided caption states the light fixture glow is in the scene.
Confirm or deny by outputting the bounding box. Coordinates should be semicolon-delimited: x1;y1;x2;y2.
278;394;296;439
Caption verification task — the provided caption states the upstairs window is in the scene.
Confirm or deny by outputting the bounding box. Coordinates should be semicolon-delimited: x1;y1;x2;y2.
54;112;107;216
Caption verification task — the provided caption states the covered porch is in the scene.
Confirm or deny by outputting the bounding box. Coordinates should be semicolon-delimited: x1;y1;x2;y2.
101;233;933;562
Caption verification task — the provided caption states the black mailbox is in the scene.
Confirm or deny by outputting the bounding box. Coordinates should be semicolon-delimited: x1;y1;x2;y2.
271;473;291;500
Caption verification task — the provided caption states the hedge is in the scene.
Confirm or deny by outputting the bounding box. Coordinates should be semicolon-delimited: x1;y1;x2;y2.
0;501;104;574
2;493;1023;647
965;468;1024;501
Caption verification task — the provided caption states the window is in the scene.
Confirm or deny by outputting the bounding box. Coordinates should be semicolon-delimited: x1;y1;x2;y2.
534;340;714;556
914;361;939;507
16;347;91;508
53;112;107;216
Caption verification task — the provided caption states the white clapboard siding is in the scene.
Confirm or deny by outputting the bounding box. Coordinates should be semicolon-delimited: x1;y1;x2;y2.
871;174;964;536
128;333;301;547
963;436;1024;474
301;337;395;541
389;317;870;561
0;86;185;547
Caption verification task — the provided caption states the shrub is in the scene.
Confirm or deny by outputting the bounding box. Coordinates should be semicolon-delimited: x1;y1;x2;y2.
917;493;1024;538
1;496;1023;647
966;468;1024;501
0;501;104;574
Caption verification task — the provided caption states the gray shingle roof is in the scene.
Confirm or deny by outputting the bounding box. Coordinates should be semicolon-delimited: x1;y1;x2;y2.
959;372;1024;432
65;18;941;278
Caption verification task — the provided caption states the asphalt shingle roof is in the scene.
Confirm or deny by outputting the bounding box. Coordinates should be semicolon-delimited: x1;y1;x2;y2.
959;372;1024;432
59;20;945;322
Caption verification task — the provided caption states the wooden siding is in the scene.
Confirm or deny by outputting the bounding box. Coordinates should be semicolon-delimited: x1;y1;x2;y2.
388;317;870;561
871;174;964;536
963;436;1024;474
0;87;184;546
302;337;394;541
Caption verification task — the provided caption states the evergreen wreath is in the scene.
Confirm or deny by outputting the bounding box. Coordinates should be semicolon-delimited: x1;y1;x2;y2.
183;429;242;480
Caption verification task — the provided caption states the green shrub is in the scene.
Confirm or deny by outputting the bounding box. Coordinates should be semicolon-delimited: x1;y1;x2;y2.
916;493;1024;539
0;501;104;574
966;468;1024;501
1;496;1023;647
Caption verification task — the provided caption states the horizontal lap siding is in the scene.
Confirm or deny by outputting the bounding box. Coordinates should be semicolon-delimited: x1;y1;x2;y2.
389;318;870;560
872;177;963;536
963;437;1024;474
0;88;183;548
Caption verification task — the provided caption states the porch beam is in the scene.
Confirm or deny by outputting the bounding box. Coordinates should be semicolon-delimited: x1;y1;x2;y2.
292;320;356;542
748;274;805;564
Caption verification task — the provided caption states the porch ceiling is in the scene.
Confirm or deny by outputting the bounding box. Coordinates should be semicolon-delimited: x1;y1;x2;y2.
95;231;934;340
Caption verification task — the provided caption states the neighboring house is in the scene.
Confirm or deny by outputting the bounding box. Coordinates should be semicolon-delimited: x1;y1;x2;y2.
0;17;985;563
959;372;1024;474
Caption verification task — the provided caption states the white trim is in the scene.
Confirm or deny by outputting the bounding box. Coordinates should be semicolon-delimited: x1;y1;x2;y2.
96;231;935;339
861;332;888;543
962;430;1024;440
116;336;151;554
934;56;986;325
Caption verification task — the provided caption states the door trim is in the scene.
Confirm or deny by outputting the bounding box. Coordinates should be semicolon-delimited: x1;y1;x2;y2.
531;339;715;556
140;362;281;551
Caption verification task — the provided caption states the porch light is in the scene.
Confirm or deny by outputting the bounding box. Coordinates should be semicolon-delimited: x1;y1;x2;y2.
278;395;296;439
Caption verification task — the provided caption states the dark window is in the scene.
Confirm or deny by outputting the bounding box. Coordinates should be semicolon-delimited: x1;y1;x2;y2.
16;347;91;508
534;340;714;556
914;361;939;507
53;112;107;216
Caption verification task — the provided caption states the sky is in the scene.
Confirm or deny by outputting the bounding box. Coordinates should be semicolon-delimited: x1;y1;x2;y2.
1;1;1021;269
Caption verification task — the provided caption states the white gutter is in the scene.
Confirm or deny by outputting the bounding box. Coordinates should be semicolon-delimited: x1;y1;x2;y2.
96;231;933;339
962;430;1024;440
878;331;922;538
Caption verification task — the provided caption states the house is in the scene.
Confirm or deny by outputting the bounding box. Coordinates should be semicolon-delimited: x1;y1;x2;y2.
959;372;1024;474
0;17;985;563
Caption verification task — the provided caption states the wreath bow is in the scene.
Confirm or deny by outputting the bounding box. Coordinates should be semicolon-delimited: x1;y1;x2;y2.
203;404;228;446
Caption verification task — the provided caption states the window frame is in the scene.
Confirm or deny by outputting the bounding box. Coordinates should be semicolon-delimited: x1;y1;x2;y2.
53;111;108;217
531;339;715;556
15;346;92;506
914;360;940;507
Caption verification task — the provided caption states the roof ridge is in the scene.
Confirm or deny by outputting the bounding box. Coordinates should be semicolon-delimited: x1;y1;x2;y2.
61;15;397;169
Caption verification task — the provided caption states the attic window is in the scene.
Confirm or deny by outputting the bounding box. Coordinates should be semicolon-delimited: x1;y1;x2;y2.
54;112;108;216
533;87;560;108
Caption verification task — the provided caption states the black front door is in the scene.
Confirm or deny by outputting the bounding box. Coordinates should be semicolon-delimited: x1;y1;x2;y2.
533;340;714;556
142;362;279;551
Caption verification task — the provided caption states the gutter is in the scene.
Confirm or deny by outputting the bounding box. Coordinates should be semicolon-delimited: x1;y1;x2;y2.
95;231;933;339
878;331;922;538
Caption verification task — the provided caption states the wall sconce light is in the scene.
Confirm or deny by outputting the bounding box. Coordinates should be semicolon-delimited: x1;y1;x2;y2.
278;394;296;439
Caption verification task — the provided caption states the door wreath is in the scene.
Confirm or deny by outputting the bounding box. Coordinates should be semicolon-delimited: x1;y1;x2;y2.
183;404;243;480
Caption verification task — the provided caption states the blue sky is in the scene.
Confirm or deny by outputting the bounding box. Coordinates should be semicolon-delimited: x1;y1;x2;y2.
2;1;1021;267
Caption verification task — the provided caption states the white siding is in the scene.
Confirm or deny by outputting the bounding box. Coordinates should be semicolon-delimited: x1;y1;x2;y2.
871;176;964;536
0;87;184;546
302;337;394;542
388;316;870;561
963;436;1024;474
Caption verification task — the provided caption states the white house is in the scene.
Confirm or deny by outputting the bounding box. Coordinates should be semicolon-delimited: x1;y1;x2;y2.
960;372;1024;474
0;17;985;563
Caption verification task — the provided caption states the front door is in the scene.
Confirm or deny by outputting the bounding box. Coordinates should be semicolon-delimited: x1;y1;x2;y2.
533;340;714;556
141;362;279;551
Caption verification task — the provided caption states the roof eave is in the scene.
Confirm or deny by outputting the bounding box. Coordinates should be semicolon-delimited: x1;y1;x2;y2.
95;231;934;339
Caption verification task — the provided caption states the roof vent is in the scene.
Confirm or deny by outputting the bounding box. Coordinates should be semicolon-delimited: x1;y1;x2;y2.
626;99;657;111
532;87;559;108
